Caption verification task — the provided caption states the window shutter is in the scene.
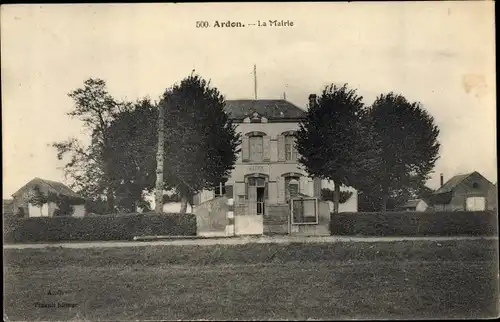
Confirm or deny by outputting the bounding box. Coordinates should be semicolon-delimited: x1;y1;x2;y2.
193;194;200;206
299;176;308;196
277;176;286;204
235;182;245;204
242;136;250;161
248;186;257;215
278;135;286;161
307;178;314;197
226;185;233;199
263;136;271;161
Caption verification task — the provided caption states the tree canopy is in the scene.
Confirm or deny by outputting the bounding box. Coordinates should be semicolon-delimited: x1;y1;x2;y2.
53;78;130;213
360;93;440;211
106;99;158;213
296;84;367;212
158;74;241;213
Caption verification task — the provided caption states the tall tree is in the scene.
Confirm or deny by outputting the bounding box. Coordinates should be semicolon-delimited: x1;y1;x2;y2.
296;84;367;213
158;73;241;214
53;78;128;213
107;99;158;213
366;92;440;212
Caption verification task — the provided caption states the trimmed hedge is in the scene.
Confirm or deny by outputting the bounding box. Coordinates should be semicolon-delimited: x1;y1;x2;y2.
3;213;196;243
330;211;498;236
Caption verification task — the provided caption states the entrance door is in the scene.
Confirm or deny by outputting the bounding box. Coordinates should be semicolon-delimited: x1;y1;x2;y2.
247;176;267;215
257;187;265;215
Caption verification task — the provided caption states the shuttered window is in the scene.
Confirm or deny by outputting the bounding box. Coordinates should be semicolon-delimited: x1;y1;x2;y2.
249;136;264;161
284;135;298;161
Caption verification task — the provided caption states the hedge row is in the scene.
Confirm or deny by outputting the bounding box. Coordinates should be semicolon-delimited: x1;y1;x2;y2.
3;213;197;243
330;211;498;236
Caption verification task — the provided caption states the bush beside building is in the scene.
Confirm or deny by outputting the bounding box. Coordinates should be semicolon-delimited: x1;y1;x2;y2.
330;211;498;237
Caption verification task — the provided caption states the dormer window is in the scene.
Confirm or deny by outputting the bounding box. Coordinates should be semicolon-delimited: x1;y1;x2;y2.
250;112;261;123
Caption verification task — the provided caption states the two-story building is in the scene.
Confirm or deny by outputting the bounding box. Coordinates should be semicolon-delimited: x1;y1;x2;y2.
192;97;358;224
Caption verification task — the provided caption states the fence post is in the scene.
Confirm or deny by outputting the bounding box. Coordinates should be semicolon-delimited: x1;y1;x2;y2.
226;198;235;237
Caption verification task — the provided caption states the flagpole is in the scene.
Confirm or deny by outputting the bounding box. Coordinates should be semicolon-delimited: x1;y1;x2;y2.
254;64;257;99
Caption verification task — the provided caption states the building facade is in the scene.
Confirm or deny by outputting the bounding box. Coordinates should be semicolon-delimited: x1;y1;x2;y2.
193;98;358;219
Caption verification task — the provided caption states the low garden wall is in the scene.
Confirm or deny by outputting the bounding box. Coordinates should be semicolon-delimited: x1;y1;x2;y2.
330;211;498;236
3;213;196;243
194;197;230;237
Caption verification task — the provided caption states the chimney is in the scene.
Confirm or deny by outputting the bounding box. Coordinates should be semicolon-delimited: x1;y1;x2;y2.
440;173;444;187
308;94;317;108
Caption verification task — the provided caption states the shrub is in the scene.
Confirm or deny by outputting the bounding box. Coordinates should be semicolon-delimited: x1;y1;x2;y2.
3;213;196;243
330;211;498;236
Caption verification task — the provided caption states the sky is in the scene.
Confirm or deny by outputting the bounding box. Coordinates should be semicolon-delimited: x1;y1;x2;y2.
1;2;497;199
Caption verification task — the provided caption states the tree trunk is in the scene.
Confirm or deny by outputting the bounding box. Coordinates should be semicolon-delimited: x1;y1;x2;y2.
106;189;115;214
155;104;165;214
333;183;340;213
381;187;388;213
180;196;188;215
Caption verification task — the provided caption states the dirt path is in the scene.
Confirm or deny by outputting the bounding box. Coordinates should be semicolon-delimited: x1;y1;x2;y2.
3;235;498;249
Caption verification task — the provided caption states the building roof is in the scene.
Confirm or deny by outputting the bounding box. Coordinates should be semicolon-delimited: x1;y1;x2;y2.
402;199;422;208
12;177;83;199
430;171;494;205
224;99;306;120
434;172;475;194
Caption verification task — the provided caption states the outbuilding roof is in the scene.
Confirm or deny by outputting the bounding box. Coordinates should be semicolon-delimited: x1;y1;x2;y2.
434;172;475;194
402;199;422;208
12;177;83;199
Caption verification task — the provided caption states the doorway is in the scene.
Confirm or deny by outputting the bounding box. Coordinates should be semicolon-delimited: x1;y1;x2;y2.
257;187;265;215
247;176;267;215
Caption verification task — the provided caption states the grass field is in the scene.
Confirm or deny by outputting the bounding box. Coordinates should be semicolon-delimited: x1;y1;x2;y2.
4;239;499;321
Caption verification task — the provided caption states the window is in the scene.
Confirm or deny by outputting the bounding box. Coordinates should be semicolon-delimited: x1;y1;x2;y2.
472;182;480;189
291;198;318;224
285;176;300;199
285;135;298;161
248;177;266;187
213;182;226;197
249;135;264;161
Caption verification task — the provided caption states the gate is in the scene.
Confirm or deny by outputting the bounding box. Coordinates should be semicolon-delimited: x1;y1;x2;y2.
290;197;319;225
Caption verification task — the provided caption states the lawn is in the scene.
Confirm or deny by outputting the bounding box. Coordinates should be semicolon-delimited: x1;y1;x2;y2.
4;239;499;321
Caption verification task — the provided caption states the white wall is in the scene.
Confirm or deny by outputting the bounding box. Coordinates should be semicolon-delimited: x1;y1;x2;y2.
73;205;86;217
28;203;48;217
323;180;358;213
416;201;428;212
163;202;193;214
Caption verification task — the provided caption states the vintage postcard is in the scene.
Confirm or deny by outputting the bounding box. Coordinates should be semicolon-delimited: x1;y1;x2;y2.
2;2;498;321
